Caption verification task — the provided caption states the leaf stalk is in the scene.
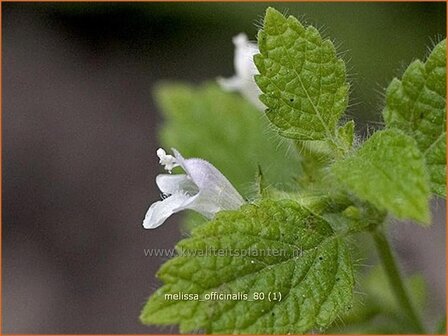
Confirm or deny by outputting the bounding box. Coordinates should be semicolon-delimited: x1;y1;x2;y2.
372;228;426;334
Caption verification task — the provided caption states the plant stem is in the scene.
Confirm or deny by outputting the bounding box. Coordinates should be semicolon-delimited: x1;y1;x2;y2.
372;228;426;334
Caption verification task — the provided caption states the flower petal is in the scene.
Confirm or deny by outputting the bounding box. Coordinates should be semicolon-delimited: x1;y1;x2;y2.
173;193;219;219
142;193;191;229
233;33;258;81
172;149;244;210
217;33;264;111
156;174;199;195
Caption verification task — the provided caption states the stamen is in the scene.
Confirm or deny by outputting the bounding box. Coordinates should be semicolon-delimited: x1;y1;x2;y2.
156;148;179;172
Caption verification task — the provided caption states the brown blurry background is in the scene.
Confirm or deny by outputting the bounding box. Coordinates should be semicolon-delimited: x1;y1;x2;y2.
2;2;446;334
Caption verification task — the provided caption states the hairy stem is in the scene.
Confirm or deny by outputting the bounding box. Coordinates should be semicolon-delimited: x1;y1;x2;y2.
372;228;426;334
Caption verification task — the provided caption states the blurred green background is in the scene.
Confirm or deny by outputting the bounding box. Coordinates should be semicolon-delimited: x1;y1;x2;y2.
3;2;445;334
48;2;446;127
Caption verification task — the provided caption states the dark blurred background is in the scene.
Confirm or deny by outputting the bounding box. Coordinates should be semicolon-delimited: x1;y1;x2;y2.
2;2;446;334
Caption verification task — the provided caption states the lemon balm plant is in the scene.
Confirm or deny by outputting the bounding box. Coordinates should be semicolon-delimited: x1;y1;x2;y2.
140;8;446;334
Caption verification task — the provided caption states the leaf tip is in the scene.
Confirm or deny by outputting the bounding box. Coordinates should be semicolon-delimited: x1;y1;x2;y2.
265;6;281;17
264;7;286;27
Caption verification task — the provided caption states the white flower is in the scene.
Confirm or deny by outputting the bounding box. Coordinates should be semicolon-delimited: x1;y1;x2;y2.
217;33;264;111
143;148;245;229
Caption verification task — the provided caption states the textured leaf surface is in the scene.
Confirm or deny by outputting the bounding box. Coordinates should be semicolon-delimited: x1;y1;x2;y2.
141;200;354;334
254;8;349;141
156;83;300;197
332;129;430;224
383;40;446;196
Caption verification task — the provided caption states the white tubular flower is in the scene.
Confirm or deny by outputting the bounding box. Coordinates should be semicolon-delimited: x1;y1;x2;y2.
143;148;245;229
217;33;265;111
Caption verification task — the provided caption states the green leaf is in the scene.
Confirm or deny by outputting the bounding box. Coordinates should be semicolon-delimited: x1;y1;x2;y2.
140;200;355;334
262;187;385;234
332;129;431;224
254;7;349;141
180;211;208;233
383;39;446;197
156;83;300;197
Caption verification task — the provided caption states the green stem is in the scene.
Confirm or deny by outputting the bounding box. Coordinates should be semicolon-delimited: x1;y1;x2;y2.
372;228;426;334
